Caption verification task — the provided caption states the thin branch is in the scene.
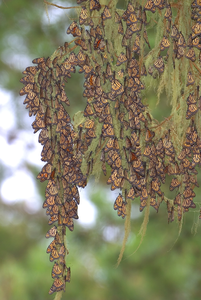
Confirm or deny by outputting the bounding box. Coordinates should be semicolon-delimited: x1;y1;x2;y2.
44;0;79;9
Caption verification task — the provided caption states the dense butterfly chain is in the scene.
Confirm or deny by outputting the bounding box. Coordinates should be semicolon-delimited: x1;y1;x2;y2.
20;0;201;295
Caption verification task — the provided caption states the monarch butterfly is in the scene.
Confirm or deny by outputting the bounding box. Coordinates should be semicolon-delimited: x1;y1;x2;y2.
187;93;197;104
113;155;122;169
156;138;164;154
65;267;71;282
64;198;77;211
85;119;95;129
127;2;135;14
67;21;81;37
133;34;140;53
67;207;79;220
111;79;124;95
185;48;196;62
104;138;114;153
186;104;198;119
118;21;124;35
63;216;74;231
151;142;157;155
176;204;182;221
130;23;142;34
122;10;128;21
140;199;147;211
154;0;166;10
169;178;180;191
143;145;152;158
160;36;170;51
131;131;140;146
46;240;56;254
150;197;158;211
193;154;200;164
49;278;65;294
46;226;57;238
49;248;59;262
141;64;147;76
183;187;195;199
189;174;199;187
144;0;156;13
128;65;139;78
145;128;155;142
107;151;119;165
20;74;35;85
37;163;52;182
151;178;161;193
102;6;111;20
177;46;185;59
46;180;58;196
148;65;154;75
177;32;186;47
174;193;181;206
48;214;58;225
79;7;88;25
167;201;174;223
95;25;103;37
127;186;135;199
154;56;164;73
84;104;94;117
182;198;193;210
58;244;66;257
86;128;96;139
75;39;87;51
49;204;59;216
116;52;127;66
122;35;128;47
32;57;46;65
19;83;34;96
192;36;201;49
126;12;138;25
140;187;148;200
113;177;123;188
94;38;106;52
186;72;195;86
115;11;121;23
72;186;80;204
192;22;201;39
77;50;86;66
90;0;101;11
43;196;56;209
117;204;126;219
24;66;38;76
114;194;126;218
52;263;63;278
191;134;199;148
171;25;179;40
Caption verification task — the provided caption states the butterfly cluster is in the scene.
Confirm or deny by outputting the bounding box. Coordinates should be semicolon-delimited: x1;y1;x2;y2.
20;52;86;294
66;0;201;221
20;0;201;295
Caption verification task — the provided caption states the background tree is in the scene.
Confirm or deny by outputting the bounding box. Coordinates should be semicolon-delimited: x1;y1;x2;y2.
1;0;201;299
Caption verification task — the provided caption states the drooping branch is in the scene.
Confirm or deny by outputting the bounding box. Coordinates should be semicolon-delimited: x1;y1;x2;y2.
20;0;201;296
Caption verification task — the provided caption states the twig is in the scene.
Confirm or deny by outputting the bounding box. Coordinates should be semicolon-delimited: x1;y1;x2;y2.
44;0;79;10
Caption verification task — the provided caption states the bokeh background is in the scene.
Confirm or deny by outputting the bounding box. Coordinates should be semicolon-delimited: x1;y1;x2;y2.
0;1;201;299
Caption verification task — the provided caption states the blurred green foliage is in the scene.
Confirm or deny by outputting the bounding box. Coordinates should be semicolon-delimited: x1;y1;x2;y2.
0;0;201;299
